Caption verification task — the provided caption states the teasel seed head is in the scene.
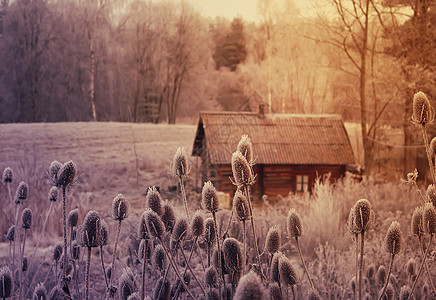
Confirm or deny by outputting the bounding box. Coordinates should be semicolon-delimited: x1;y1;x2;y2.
57;160;77;188
399;285;411;300
287;208;303;238
279;256;298;286
205;266;218;288
6;225;15;242
118;268;136;300
366;263;376;280
406;258;416;277
385;221;402;255
204;217;216;245
379;283;394;300
202;181;219;213
48;160;62;185
270;252;285;283
191;210;205;237
33;282;48;300
172;147;189;177
48;186;58;202
0;266;13;299
81;210;101;248
146;186;163;216
430;137;436;160
138;211;149;239
206;289;219;300
100;220;109;246
237;135;253;165
112;194;129;221
411;206;424;237
68;208;79;227
153;244;167;272
172;216;189;242
423;202;436;234
233;190;250;222
231;151;254;187
412;91;433;126
22;256;28;272
306;288;321;300
376;265;387;286
15;181;29;204
144;209;165;239
427;184;436;208
153;277;171;300
137;239;152;260
234;271;267;300
53;243;63;261
222;237;243;272
127;292;141;300
161;201;176;233
22;207;32;229
268;282;283;300
2;167;13;184
347;206;358;235
353;199;373;232
71;241;80;260
265;225;281;254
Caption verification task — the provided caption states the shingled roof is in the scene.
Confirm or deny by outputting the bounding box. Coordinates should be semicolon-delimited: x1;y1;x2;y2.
192;112;355;166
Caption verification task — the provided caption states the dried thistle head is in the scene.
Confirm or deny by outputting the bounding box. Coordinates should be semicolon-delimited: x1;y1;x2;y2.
412;91;434;126
22;208;32;229
112;194;129;221
379;283;394;300
423;202;436;234
48;186;58;202
205;266;218;288
57;160;77;188
146;186;163;216
384;221;402;255
206;289;219;300
233;190;250;222
118;268;136;300
426;185;436;208
138;211;149;240
68;208;79;227
15;181;29;204
234;271;267;300
71;241;80;260
399;285;411;300
306;288;321;300
237;135;253;165
172;216;189;242
204;217;216;245
137;239;152;260
366;263;376;280
100;220;109;246
411;206;424;237
32;282;48;300
278;256;298;286
231;151;254;187
347;206;358;236
53;243;63;261
161;201;176;233
6;225;15;242
2;167;13;184
172;147;189;177
0;266;13;299
406;258;416;277
48;161;62;185
202;181;219;213
353;199;373;232
144;209;165;239
127;292;140;300
81;210;101;248
430;137;436;159
153;277;170;300
376;265;387;286
265;225;281;254
153;244;167;272
270;252;285;283
191;210;205;237
287;208;303;238
222;237;243;272
268;282;283;300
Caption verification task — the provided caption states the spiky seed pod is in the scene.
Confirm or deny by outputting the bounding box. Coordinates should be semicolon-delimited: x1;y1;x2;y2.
270;252;284;283
379;283;394;300
15;181;29;204
48;285;69;300
231;151;254;187
127;292;141;300
6;225;15;242
153;277;171;300
268;282;283;300
423;202;436;234
202;181;219;213
366;263;376;280
172;217;189;242
376;265;387;286
71;241;80;260
144;209;165;239
234;271;267;300
2;167;13;184
427;184;436;207
237;135;253;165
204;217;216;245
385;221;402;255
81;210;101;248
48;161;62;185
172;147;189;177
206;289;219;300
431;137;436;159
399;285;411;300
205;266;218;288
138;239;152;260
411;206;424;237
112;194;129;221
222;238;243;272
33;283;48;300
306;288;321;300
353;199;373;232
0;266;13;299
22;207;32;229
153;244;167;272
412;91;433;125
22;256;28;272
56;160;77;188
100;220;109;246
191;210;205;237
233;190;250;222
278;256;298;286
138;211;149;239
48;187;58;202
287;208;303;238
68;208;79;227
161;201;176;233
265;226;281;254
347;206;358;235
53;243;63;261
212;250;227;274
406;258;416;277
146;186;163;216
118;268;136;300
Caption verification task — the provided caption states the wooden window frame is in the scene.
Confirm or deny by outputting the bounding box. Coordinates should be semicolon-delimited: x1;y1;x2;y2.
296;174;310;192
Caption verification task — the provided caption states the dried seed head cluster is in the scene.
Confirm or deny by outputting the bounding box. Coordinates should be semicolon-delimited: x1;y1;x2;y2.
411;206;424;237
399;285;411;300
406;258;416;277
412;91;434;126
6;225;15;242
48;186;58;202
423;202;436;234
71;241;80;260
57;160;77;188
430;137;436;159
287;208;303;238
234;271;267;300
231;151;254;187
112;194;129;221
265;225;281;254
153;244;167;272
138;239;152;260
222;237;243;272
153;277;170;300
172;147;189;177
161;201;176;233
68;208;79;227
2;167;13;184
353;199;373;232
100;220;109;246
48;161;62;185
366;263;376;280
15;181;29;204
127;292;140;300
138;211;149;240
270;252;284;283
376;265;387;286
202;181;219;213
81;210;101;248
384;221;402;255
204;217;216;245
268;282;283;300
22;208;33;229
233;190;250;222
306;288;321;300
144;209;165;239
237;135;253;165
118;268;136;300
191;210;205;237
379;283;394;300
53;243;63;261
33;283;48;300
172;217;189;242
279;256;298;286
205;266;218;288
0;266;13;299
146;186;163;216
427;185;436;207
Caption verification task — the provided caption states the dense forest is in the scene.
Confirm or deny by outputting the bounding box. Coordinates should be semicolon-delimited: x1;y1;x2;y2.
0;0;435;173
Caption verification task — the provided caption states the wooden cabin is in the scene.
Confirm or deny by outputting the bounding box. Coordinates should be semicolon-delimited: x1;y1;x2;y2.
191;109;355;202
